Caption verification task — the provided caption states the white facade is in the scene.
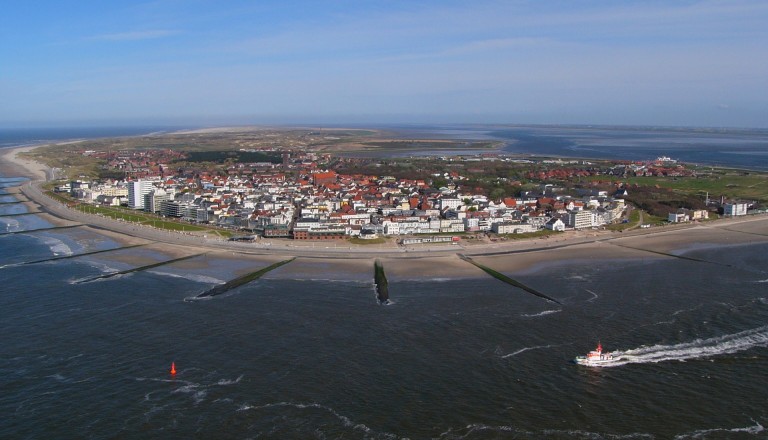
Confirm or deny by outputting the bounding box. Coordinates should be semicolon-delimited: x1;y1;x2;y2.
144;189;169;213
440;198;462;210
128;180;155;209
723;203;748;216
568;210;594;229
492;222;518;234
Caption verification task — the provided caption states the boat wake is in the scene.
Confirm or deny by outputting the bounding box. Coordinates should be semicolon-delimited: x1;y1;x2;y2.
605;325;768;367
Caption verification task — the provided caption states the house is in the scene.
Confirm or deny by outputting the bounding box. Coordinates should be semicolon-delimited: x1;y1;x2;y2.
668;209;689;223
723;203;748;216
545;217;565;232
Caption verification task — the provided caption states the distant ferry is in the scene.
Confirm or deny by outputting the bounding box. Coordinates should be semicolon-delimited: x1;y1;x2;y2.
574;342;621;366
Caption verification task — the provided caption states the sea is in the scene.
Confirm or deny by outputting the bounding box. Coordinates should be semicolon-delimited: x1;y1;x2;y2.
1;125;768;439
383;124;768;172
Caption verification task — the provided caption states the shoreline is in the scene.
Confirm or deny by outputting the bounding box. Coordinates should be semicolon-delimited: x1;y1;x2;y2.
2;143;768;280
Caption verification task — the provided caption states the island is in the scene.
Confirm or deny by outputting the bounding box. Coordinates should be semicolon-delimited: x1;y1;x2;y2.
2;126;768;293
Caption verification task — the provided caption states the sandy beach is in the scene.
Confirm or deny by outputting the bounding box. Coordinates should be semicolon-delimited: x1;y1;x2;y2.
0;145;50;180
2;143;768;281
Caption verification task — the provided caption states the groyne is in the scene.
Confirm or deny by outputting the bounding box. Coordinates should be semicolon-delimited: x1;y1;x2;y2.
195;258;296;298
76;253;206;283
458;255;562;305
374;260;390;304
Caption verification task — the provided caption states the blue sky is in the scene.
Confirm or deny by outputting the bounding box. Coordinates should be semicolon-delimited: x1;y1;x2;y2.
1;1;767;128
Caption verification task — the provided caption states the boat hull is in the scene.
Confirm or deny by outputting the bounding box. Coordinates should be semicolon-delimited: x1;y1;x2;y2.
574;354;621;367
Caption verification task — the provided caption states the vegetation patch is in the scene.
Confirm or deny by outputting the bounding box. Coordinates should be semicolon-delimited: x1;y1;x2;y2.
178;151;282;164
348;237;387;245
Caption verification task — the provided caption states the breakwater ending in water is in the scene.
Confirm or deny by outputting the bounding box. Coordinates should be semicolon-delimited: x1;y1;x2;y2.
459;254;562;304
374;260;390;304
195;258;296;298
20;244;149;266
75;253;207;283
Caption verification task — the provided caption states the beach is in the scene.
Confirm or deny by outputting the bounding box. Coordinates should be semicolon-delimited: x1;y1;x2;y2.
3;143;768;281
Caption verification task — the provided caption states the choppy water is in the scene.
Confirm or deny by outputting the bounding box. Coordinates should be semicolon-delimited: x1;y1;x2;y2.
1;175;767;439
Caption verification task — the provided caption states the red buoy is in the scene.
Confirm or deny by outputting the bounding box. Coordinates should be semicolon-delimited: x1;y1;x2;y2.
170;362;177;375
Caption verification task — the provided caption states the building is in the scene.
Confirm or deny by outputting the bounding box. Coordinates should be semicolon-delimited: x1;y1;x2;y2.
144;189;169;213
545;218;566;231
128;180;155;209
293;226;346;240
492;222;518;234
568;210;594;230
723;203;748;216
668;209;690;223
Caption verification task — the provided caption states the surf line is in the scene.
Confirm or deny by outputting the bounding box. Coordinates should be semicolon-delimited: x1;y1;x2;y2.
76;253;207;283
0;211;43;217
373;259;390;304
195;258;295;298
458;254;561;305
20;244;150;266
1;224;83;235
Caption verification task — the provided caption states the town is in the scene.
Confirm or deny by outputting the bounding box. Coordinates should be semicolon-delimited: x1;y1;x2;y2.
52;143;756;242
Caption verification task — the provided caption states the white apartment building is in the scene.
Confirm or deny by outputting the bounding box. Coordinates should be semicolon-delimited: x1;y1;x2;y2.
568;210;595;229
128;180;155;209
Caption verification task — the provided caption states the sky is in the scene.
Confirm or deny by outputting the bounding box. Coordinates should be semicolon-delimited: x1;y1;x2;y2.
1;0;767;128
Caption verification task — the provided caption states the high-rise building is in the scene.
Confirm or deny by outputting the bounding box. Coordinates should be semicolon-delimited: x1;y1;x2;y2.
144;189;169;213
127;180;154;209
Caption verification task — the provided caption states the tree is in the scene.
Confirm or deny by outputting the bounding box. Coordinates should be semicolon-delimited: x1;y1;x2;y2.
490;188;506;201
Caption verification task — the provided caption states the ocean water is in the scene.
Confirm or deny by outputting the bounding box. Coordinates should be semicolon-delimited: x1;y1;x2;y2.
491;126;768;171
0;127;184;149
5;124;768;172
1;174;768;439
378;124;768;171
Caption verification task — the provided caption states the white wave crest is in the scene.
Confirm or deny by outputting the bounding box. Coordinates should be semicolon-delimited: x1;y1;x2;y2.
40;236;73;256
1;219;20;232
607;326;768;367
147;270;225;285
217;375;243;386
674;419;764;439
172;383;207;404
439;423;653;439
521;309;561;318
235;401;395;437
502;344;555;359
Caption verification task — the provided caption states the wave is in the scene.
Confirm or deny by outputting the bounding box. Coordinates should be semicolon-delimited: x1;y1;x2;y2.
217;375;243;386
0;218;20;232
606;326;768;367
673;419;764;439
172;383;207;405
521;310;561;318
39;236;73;256
147;270;225;285
235;401;396;438
502;344;556;359
438;423;654;439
